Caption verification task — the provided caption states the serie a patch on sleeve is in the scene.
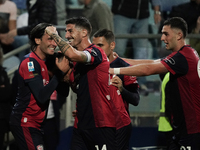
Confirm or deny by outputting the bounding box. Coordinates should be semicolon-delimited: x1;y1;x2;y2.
27;61;35;72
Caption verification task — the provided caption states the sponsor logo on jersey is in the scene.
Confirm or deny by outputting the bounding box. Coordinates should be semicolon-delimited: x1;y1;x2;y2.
27;61;35;72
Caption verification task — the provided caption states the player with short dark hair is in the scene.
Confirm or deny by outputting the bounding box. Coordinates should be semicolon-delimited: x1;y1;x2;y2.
93;28;140;150
45;17;116;150
110;17;200;149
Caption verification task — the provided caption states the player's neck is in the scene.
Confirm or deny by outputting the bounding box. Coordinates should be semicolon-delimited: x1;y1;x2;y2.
77;38;91;51
109;52;116;62
35;48;46;60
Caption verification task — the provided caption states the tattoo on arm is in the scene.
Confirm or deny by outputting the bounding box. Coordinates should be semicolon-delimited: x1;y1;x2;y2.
63;46;70;55
51;33;70;53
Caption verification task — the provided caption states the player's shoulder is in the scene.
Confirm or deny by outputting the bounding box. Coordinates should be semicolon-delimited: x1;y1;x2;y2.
111;57;130;67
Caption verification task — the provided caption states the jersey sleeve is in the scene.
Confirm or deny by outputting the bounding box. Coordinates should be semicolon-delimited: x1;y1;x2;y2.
84;47;103;66
19;58;42;83
161;52;188;75
123;75;138;87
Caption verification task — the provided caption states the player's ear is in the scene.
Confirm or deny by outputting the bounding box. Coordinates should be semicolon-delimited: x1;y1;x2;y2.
35;38;41;44
177;31;183;40
82;29;87;38
110;41;115;51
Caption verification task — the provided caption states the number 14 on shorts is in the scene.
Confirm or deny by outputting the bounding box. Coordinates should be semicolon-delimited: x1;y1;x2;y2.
95;144;107;150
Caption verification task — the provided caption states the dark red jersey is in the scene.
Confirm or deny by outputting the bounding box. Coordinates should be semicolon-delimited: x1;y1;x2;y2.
110;74;131;130
110;57;139;112
10;52;49;129
70;44;115;129
161;45;200;136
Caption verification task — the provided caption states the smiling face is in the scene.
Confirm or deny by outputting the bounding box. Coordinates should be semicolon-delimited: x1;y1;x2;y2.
161;25;180;52
65;24;83;49
36;33;57;57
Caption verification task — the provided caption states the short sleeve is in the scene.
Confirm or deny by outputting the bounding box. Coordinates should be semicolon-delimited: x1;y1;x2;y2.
19;58;42;82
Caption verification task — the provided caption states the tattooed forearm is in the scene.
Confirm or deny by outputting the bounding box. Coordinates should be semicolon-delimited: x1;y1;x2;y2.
51;33;71;54
63;46;70;55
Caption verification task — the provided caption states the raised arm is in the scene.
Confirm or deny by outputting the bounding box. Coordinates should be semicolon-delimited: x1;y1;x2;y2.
45;26;88;63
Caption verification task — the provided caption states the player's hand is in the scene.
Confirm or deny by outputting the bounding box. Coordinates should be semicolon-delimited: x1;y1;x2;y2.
111;75;123;92
56;56;71;73
63;68;72;83
45;26;58;36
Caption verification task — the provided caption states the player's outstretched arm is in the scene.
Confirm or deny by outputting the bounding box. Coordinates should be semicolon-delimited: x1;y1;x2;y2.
110;61;168;76
45;26;88;63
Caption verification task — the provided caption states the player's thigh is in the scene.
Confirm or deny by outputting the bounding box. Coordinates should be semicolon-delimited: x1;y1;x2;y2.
116;123;132;150
82;127;116;150
70;127;87;150
168;133;200;150
10;125;44;150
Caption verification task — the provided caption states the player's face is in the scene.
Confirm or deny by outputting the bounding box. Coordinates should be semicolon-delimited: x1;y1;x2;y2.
38;33;57;56
65;24;82;49
92;36;112;58
161;25;178;51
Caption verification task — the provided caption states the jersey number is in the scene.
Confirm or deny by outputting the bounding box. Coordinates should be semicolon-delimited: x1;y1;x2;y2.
180;146;191;150
95;144;107;150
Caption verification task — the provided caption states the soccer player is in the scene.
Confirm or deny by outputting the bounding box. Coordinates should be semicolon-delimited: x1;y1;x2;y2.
92;29;140;150
9;23;70;150
109;17;200;149
45;17;116;150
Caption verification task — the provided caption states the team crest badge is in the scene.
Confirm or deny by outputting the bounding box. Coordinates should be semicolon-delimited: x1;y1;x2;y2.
37;145;44;150
27;61;35;72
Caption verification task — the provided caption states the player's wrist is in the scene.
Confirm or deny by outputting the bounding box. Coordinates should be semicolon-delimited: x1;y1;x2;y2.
113;68;120;75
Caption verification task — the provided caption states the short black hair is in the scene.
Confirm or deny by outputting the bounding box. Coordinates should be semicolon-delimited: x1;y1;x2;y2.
65;16;92;36
163;17;188;38
45;52;64;73
93;29;115;44
29;23;53;51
